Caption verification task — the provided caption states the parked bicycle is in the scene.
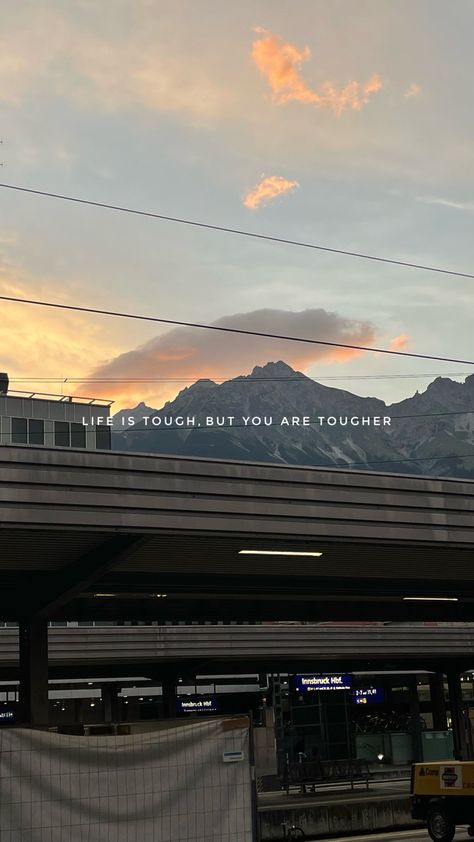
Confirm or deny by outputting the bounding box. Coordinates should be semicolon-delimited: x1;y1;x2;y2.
354;711;427;733
281;823;305;840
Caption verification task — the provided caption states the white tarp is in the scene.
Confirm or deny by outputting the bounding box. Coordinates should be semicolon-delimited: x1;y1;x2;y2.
0;718;253;841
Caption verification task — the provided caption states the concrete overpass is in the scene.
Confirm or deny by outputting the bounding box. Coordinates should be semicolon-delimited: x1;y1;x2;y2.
1;624;474;679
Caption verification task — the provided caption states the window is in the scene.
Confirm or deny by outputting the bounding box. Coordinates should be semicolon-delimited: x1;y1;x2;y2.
12;418;45;446
96;426;111;450
71;422;86;448
29;419;44;446
54;421;70;447
11;417;27;444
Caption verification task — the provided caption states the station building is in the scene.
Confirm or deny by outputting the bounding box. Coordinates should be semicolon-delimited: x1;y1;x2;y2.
0;371;111;450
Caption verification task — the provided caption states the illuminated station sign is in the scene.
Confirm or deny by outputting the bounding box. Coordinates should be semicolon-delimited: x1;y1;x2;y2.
177;697;220;714
293;674;353;692
352;687;385;705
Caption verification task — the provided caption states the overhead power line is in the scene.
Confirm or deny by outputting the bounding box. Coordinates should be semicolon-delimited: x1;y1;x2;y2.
2;293;474;366
7;371;474;383
1;182;473;279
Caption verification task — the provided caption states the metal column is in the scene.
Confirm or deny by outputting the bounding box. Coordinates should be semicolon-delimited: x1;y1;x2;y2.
102;683;120;724
447;670;469;760
271;674;285;776
162;677;178;718
430;673;448;731
408;677;423;762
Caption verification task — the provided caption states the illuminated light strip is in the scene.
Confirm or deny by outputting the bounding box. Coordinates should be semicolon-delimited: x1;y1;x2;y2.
402;596;459;602
239;550;323;557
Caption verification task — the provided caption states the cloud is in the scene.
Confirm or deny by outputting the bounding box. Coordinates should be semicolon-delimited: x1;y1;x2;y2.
0;9;224;120
79;307;378;408
417;195;474;212
404;83;422;99
0;281;118;395
252;27;382;115
243;175;299;209
389;333;410;351
0;245;125;397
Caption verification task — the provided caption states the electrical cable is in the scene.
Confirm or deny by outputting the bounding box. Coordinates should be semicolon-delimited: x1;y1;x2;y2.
7;371;474;383
2;293;474;366
1;182;473;279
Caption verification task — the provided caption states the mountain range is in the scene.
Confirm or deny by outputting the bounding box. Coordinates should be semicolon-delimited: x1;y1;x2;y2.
112;361;474;478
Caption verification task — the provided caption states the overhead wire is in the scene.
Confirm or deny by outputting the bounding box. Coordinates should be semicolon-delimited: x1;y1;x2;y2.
7;371;474;383
1;182;473;279
2;293;474;366
2;186;473;472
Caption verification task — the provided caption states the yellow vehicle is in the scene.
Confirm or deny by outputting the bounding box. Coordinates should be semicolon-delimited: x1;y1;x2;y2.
411;761;474;841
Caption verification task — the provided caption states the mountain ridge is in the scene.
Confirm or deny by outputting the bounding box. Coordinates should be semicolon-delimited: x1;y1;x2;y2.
112;361;474;478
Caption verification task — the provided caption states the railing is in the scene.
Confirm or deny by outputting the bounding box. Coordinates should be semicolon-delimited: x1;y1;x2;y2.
3;388;113;406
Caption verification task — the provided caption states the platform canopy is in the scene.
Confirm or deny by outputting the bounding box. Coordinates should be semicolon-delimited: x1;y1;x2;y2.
1;445;474;622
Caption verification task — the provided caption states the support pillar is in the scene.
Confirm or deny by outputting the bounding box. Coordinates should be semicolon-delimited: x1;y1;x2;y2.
271;674;286;776
102;684;120;724
447;670;469;760
430;673;448;731
74;698;83;726
19;618;49;725
124;698;139;722
162;678;178;718
407;677;423;762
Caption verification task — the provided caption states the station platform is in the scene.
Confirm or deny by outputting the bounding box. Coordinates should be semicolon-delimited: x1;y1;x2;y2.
258;778;417;840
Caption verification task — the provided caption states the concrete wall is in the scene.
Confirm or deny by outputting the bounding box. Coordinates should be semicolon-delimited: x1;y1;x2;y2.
259;795;417;840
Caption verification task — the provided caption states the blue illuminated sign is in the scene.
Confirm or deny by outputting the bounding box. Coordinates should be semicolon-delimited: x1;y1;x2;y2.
293;674;353;692
352;687;385;705
0;709;16;724
177;697;220;714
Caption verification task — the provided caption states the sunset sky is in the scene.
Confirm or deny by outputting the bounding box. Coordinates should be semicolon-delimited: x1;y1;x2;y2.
1;0;473;409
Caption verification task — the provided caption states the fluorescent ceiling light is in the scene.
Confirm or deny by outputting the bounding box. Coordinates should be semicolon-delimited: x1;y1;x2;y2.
94;593;116;597
402;596;459;602
239;550;323;557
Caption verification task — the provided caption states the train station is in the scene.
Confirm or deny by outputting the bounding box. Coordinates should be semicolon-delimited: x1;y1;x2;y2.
2;382;474;839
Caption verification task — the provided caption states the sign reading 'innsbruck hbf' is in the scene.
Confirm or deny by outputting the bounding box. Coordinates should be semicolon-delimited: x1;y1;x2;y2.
176;697;220;714
293;674;353;692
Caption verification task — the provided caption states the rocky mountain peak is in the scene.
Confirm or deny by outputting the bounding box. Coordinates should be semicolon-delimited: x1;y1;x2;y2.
250;360;304;379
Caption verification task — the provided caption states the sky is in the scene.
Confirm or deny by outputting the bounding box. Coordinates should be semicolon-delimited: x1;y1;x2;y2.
1;0;473;410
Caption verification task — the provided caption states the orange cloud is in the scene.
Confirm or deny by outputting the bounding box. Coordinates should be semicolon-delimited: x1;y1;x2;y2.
404;83;422;99
252;28;382;115
79;308;378;409
252;27;318;105
0;252;130;402
0;288;117;397
243;175;299;209
389;333;410;351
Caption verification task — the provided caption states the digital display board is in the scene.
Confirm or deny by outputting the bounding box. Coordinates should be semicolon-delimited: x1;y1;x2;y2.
293;673;353;692
352;687;385;705
177;697;220;714
0;709;16;725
